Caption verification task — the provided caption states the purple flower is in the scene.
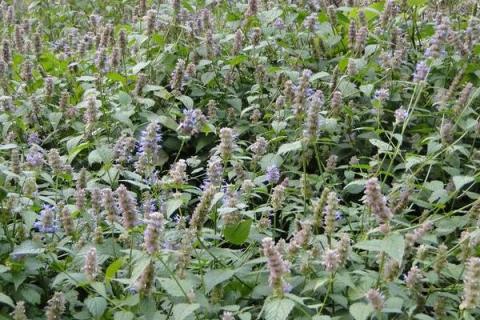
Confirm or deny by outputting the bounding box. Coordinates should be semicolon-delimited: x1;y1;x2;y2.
33;204;58;233
266;165;280;184
394;107;408;124
413;61;429;82
26;147;44;167
274;18;285;30
178;109;206;136
137;122;162;158
27;132;41;145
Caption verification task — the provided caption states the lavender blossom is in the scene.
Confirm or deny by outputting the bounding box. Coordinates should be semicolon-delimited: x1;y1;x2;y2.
460;257;480;309
116;184;137;230
45;292;66;320
363;177;393;225
413;61;429;82
262;237;289;296
143;212;164;255
83;247;98;281
366;288;384;311
266;165;280;184
178;108;206;136
34;205;58;233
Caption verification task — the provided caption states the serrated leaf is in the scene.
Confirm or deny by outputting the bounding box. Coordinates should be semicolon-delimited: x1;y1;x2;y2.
224;219;252;245
344;180;367;194
369;139;392;153
260;153;283;170
177;95;194;108
349;302;373;320
277;141;302;155
166;198;183;216
453;175;475;191
354;234;405;263
263;298;295;320
0;292;14;307
86;296;107;318
114;311;135;320
204;269;236;293
173;303;200;320
106;258;123;282
158;278;194;297
132;61;150;74
48;112;63;130
201;72;216;85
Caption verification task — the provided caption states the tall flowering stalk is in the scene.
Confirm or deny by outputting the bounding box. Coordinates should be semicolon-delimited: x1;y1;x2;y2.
189;184;216;235
45;292;66;320
83;247;98;281
262;237;289;296
143;212;164;255
116;184;137;230
363;177;392;227
460;257;480;310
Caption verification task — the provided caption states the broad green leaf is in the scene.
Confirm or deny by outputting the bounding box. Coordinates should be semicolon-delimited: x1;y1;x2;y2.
344;179;367;194
114;311;135;320
204;269;236;292
224;219;252;245
369;139;393;153
349;302;373;320
452;175;475;191
173;303;200;320
132;61;150;74
85;296;107;318
0;292;14;307
354;234;405;263
177;95;194;108
277;141;302;155
158;278;194;297
106;258;123;282
263;298;295;320
48;112;63;130
260;153;283;170
166;198;183;216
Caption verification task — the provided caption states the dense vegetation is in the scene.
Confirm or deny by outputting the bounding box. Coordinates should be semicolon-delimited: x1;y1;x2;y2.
1;0;480;319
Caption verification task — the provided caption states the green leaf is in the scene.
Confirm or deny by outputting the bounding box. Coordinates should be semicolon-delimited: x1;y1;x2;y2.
85;296;107;318
201;72;216;85
0;143;18;150
177;95;194;108
166;198;183;216
344;179;366;194
114;311;135;320
132;61;150;74
369;139;393;153
158;278;194;297
277;141;302;155
66;135;83;152
453;175;475;191
224;219;252;245
90;282;107;298
349;302;373;320
204;269;236;292
117;91;132;106
106;258;123;282
68;142;90;163
0;292;14;308
354;234;405;263
263;298;295;320
157;115;179;131
48;112;63;130
173;303;200;320
260;153;283;170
